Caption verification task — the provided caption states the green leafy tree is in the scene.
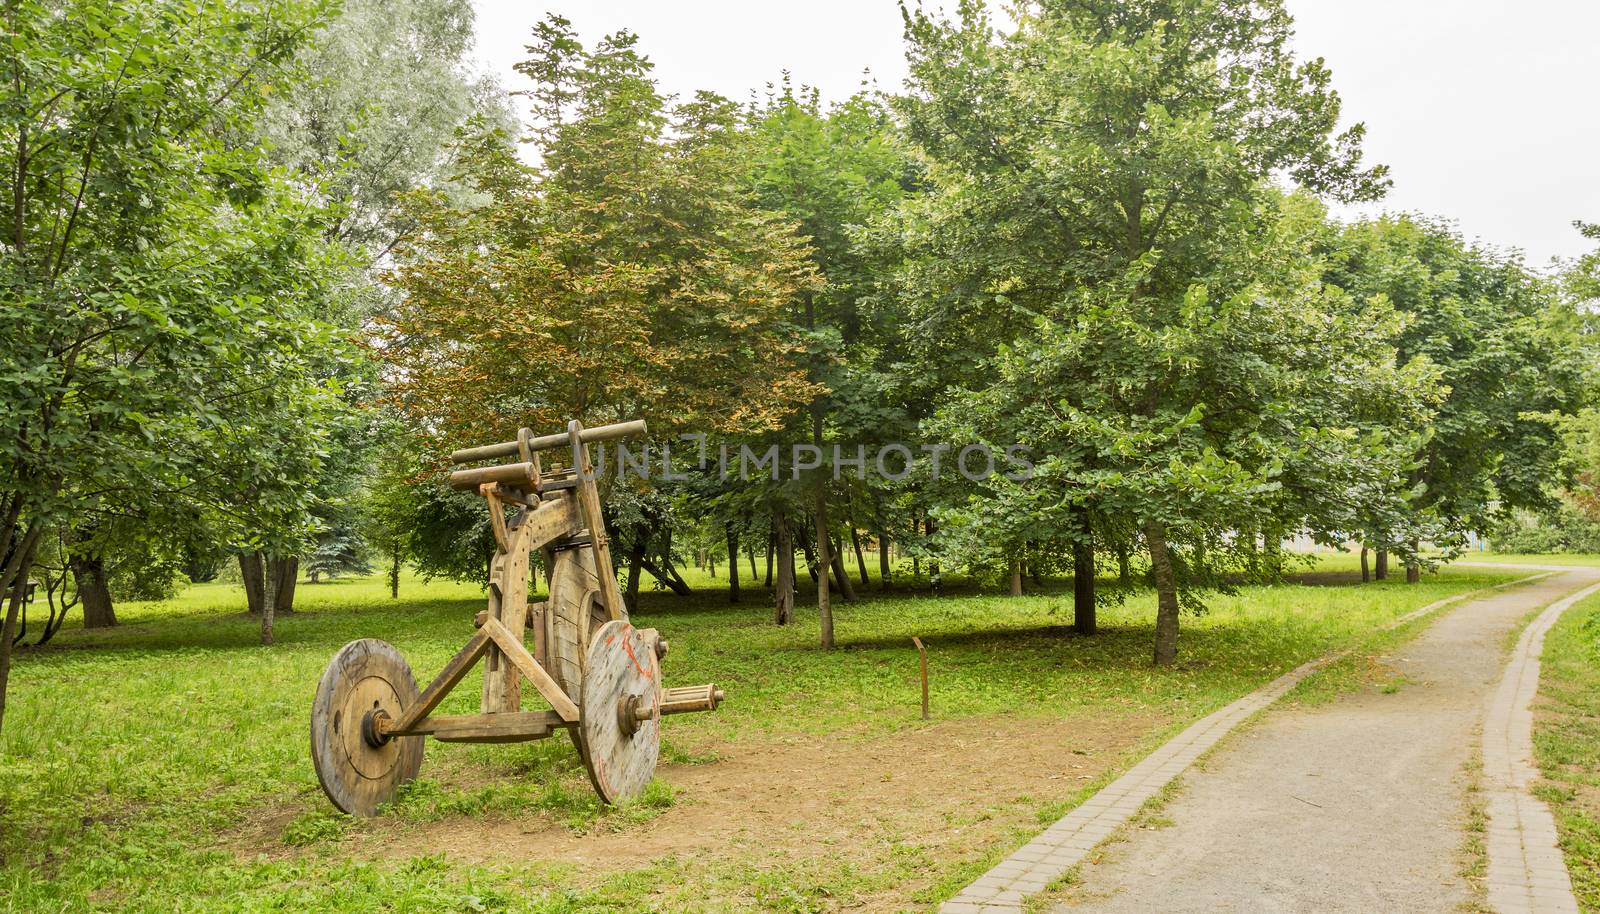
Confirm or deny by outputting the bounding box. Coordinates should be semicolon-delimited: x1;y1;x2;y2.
743;82;914;638
258;0;509;256
224;0;509;610
891;0;1391;664
378;18;822;589
1325;215;1589;576
0;0;349;728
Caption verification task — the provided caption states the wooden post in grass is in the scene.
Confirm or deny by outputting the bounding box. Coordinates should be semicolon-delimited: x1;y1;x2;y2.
912;637;929;720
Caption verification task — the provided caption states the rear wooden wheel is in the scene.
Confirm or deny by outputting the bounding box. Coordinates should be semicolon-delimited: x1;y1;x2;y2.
547;547;615;698
310;639;424;816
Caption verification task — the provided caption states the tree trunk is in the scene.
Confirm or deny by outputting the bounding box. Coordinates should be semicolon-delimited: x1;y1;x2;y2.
1243;523;1259;580
814;490;835;648
850;526;869;587
748;547;757;583
725;523;741;604
764;525;774;588
878;529;890;587
925;515;940;591
1360;546;1370;583
1009;558;1023;596
911;513;920;578
1074;539;1096;635
637;557;692;596
269;555;297;614
0;524;44;735
389;540;402;598
1264;526;1283;581
626;534;645;613
72;553;117;629
1406;539;1421;584
240;552;265;615
830;536;857;602
261;554;280;646
1145;522;1180;666
1375;548;1389;580
1117;544;1131;587
774;511;794;625
799;531;820;584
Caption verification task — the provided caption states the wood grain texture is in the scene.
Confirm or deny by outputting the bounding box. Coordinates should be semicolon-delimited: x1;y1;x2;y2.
481;617;580;721
575;620;660;803
411;710;566;743
547;547;612;698
388;628;489;734
310;639;424;817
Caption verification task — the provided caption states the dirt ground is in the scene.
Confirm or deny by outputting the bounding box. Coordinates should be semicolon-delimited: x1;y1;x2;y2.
228;711;1166;908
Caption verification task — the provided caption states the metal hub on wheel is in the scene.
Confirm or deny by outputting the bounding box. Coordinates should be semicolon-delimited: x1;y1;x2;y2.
310;639;424;816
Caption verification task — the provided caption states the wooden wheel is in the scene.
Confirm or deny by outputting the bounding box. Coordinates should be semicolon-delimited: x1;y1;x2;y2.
547;547;616;697
310;639;424;816
574;620;660;803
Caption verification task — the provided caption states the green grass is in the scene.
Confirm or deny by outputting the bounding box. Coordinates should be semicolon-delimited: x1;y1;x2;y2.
1533;590;1600;912
0;557;1527;912
1459;553;1600;567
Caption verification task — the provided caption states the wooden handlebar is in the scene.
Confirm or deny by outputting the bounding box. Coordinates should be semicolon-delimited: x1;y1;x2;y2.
448;419;648;465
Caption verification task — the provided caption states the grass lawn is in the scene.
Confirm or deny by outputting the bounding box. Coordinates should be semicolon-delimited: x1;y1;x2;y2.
1534;590;1600;912
0;557;1529;912
1455;553;1600;567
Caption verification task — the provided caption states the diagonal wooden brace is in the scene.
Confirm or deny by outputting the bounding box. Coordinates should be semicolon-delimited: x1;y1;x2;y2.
384;628;493;736
480;617;580;722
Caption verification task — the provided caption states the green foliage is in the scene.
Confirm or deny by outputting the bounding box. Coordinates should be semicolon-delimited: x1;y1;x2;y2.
380;16;821;455
1491;505;1600;555
0;0;353;553
1324;215;1589;544
306;524;373;582
888;0;1410;632
257;0;510;254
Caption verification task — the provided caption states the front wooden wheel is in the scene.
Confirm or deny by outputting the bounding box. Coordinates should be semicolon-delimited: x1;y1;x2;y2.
310;639;424;816
574;620;660;803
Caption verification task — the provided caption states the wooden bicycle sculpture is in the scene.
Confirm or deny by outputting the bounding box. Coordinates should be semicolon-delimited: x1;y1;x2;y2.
310;419;723;816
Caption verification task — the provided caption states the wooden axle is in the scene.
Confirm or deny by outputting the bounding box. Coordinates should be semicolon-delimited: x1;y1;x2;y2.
374;685;722;745
660;684;724;716
380;709;569;744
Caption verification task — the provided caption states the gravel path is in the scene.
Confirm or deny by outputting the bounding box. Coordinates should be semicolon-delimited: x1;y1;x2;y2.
1052;569;1598;913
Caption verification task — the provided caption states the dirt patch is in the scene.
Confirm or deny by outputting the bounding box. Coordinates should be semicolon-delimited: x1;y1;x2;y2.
221;801;305;855
366;713;1158;868
235;711;1164;908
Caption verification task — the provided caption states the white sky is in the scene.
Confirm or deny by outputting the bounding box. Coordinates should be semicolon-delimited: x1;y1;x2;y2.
470;1;1600;268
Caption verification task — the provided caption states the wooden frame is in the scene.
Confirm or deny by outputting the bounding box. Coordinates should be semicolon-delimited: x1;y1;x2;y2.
315;419;724;814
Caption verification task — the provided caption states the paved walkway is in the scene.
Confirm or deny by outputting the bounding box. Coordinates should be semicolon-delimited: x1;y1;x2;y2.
940;568;1591;914
1479;572;1600;914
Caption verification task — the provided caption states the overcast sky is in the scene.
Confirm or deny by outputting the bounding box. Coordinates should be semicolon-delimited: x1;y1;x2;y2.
470;1;1599;268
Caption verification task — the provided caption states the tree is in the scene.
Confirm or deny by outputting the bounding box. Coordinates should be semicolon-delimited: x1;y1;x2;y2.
228;0;510;611
306;524;374;582
257;0;507;257
377;18;821;594
892;0;1390;664
0;0;349;727
746;83;914;643
1325;215;1588;574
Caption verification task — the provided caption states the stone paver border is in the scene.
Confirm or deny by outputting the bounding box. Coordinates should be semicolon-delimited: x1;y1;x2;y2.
939;572;1552;914
1480;575;1600;914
